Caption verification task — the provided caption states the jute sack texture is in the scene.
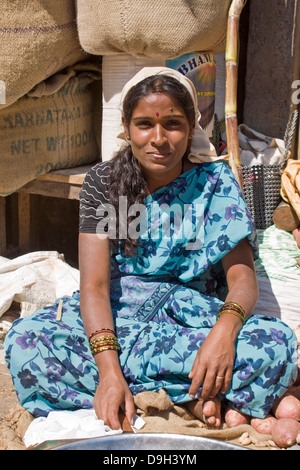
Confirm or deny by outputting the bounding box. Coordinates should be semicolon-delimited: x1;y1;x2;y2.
0;62;101;196
76;0;231;58
0;0;87;109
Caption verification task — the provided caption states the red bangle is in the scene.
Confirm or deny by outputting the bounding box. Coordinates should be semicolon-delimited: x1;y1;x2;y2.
88;328;116;341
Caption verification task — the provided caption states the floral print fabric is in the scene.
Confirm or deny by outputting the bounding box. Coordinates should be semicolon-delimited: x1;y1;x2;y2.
4;162;298;418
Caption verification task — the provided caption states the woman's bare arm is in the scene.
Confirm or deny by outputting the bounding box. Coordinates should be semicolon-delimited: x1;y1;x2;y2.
79;233;114;335
221;237;259;319
78;233;135;429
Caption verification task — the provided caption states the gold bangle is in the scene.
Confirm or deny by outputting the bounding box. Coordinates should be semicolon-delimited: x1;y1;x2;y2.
218;309;245;319
91;344;120;356
90;339;120;350
90;340;119;348
89;335;119;343
217;301;246;323
91;344;120;351
221;302;246;317
217;309;245;324
89;334;120;356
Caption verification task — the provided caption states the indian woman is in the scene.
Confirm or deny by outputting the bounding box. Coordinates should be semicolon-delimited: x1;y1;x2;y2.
5;67;299;432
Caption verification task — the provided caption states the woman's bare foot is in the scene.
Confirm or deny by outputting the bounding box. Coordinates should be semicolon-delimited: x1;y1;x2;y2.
271;390;300;420
224;405;278;435
250;414;277;434
185;397;222;429
224;406;250;427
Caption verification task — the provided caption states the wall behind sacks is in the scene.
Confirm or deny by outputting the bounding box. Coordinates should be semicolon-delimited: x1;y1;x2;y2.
243;0;297;138
76;0;231;58
0;0;87;109
0;63;102;196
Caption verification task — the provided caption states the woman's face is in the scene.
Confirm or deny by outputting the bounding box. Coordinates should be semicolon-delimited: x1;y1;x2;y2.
123;93;193;182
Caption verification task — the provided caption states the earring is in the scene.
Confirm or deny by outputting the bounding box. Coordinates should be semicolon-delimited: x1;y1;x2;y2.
187;133;194;146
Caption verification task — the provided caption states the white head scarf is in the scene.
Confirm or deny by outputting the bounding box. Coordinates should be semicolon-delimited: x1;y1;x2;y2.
118;66;228;163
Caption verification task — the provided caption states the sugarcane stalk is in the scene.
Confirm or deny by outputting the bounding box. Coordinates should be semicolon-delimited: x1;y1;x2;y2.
298;114;300;160
225;0;247;187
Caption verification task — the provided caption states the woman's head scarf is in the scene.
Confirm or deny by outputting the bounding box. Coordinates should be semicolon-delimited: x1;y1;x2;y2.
118;66;227;163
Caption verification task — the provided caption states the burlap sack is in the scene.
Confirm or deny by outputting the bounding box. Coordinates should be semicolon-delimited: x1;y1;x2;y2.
76;0;231;58
281;159;300;220
133;390;275;449
0;0;87;109
0;62;101;196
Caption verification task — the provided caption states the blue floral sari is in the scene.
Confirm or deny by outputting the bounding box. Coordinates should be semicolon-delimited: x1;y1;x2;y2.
4;162;298;418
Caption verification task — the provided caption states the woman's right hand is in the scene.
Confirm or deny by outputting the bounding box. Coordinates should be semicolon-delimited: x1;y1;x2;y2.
79;234;136;429
93;370;136;430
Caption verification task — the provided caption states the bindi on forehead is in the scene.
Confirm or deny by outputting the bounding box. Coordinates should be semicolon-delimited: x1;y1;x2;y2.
155;108;173;118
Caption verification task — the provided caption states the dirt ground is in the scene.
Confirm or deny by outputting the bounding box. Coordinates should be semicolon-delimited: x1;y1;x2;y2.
0;354;33;450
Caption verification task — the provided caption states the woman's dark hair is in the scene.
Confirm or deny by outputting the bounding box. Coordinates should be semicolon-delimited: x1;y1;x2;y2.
109;74;196;256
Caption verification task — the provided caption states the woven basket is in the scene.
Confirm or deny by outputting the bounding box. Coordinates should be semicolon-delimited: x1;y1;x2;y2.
240;110;298;230
241;164;283;229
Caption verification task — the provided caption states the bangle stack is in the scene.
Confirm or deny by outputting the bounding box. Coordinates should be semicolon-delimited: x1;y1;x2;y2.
89;328;120;356
216;301;246;324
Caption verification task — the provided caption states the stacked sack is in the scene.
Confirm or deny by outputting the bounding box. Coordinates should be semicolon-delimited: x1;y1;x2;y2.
76;0;230;161
76;0;231;58
0;0;101;196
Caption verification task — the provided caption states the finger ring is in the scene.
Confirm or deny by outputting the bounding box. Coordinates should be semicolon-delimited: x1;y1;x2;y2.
216;376;225;380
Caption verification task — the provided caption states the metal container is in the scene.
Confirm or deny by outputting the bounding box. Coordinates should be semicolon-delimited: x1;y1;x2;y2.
49;433;246;450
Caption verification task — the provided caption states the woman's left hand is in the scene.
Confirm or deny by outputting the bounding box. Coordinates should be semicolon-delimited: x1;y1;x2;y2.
188;315;240;401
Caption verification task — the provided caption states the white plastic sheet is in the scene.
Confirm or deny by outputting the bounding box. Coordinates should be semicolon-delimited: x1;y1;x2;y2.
23;409;122;447
0;251;79;319
23;408;145;447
